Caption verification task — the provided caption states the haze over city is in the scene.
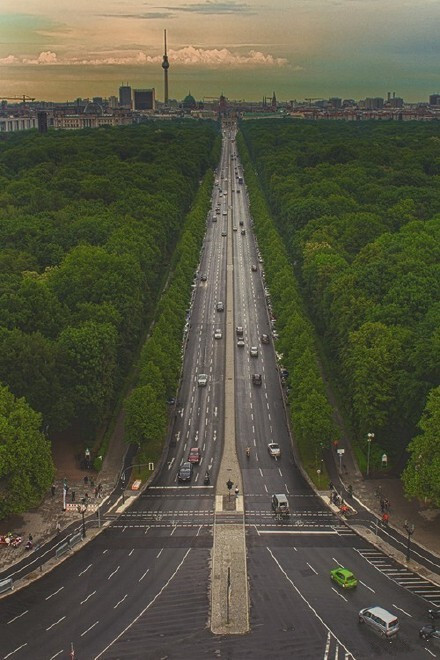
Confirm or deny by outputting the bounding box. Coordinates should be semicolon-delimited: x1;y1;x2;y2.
1;0;440;102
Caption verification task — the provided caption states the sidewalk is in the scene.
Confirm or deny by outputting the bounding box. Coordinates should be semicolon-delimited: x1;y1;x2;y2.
0;417;127;574
325;434;440;564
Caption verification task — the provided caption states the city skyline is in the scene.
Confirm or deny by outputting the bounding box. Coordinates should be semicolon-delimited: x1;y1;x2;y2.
1;1;440;103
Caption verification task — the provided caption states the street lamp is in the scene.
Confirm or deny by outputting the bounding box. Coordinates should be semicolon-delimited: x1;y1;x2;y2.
404;520;415;562
77;503;87;538
366;432;375;478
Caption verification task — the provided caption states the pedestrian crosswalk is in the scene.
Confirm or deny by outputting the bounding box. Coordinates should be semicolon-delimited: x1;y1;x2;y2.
356;547;440;606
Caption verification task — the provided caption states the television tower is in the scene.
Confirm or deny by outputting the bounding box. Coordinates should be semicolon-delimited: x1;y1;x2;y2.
162;29;169;105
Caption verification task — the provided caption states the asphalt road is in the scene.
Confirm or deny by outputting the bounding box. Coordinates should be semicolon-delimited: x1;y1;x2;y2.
0;126;439;660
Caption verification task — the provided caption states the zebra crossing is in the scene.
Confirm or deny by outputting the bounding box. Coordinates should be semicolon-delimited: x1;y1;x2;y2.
356;547;440;606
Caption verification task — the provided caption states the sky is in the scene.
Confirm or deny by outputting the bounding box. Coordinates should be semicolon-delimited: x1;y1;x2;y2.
1;0;440;103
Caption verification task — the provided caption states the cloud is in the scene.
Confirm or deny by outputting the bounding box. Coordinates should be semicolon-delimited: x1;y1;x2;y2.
100;12;175;20
23;50;58;64
3;47;290;68
161;1;256;14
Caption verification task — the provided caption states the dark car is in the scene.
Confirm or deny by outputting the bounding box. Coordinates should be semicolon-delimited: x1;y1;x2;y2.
419;624;440;641
429;609;440;620
252;373;262;386
200;273;207;281
178;462;193;482
261;334;270;344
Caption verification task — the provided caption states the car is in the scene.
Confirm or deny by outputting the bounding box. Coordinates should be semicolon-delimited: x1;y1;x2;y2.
252;373;262;385
237;189;241;193
223;211;227;216
217;301;224;311
214;328;222;339
222;231;227;237
250;346;258;357
280;368;289;379
178;462;193;482
197;374;208;387
268;442;281;457
251;264;257;272
239;220;244;226
330;567;358;589
419;624;440;641
429;609;440;620
358;606;399;638
236;326;244;337
258;256;263;263
261;334;270;344
188;447;201;464
233;226;238;231
271;493;289;516
216;208;220;214
200;273;207;281
237;339;245;347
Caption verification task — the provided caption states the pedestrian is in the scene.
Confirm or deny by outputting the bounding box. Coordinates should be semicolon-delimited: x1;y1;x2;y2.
94;487;98;498
71;490;75;502
235;486;239;497
56;522;61;535
348;484;353;497
329;481;334;491
382;512;389;526
51;483;56;497
384;498;390;512
91;478;95;489
28;533;33;543
84;475;88;486
380;498;385;513
97;483;102;498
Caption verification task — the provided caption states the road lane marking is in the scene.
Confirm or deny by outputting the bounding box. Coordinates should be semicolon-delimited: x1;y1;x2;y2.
7;610;28;625
108;566;120;580
46;616;66;631
128;549;134;556
307;562;318;575
49;651;64;659
392;604;412;617
139;568;150;582
79;564;92;577
95;549;192;658
4;644;28;658
81;621;99;637
46;586;64;600
114;594;128;609
80;591;96;605
331;587;347;602
156;548;163;558
359;580;375;593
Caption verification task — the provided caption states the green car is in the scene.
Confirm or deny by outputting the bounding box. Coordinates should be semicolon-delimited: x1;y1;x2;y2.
330;567;358;589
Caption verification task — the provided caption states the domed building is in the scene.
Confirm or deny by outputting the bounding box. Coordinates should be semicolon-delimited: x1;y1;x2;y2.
182;92;197;111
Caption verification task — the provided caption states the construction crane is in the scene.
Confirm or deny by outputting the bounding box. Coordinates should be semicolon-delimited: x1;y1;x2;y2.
1;95;36;104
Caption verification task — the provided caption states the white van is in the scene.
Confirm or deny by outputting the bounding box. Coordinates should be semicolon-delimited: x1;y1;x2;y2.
358;606;399;638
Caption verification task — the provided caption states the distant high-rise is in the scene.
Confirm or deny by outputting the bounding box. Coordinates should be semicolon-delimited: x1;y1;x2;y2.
429;94;440;106
133;88;155;111
162;30;170;105
119;84;132;109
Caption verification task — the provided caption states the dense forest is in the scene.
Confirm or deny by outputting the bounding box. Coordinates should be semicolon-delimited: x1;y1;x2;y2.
0;121;218;516
240;120;440;503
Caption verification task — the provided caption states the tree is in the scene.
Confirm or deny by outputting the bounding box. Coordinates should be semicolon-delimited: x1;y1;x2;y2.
124;385;167;448
402;387;440;506
0;384;54;517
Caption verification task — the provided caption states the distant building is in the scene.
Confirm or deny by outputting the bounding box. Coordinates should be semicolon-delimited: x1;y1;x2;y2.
182;92;197;111
37;111;48;133
133;88;155;111
119;84;132;109
364;97;384;110
429;94;440;106
108;96;118;109
0;115;38;132
329;97;342;109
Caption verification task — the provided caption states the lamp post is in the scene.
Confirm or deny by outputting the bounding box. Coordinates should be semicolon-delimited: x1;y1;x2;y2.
77;503;87;538
404;520;415;562
366;432;375;478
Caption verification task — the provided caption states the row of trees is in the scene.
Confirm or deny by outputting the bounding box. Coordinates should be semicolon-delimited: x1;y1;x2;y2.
237;133;338;479
0;122;218;515
124;171;214;461
240;119;440;500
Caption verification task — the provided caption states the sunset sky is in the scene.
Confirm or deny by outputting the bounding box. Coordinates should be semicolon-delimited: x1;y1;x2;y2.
1;0;439;103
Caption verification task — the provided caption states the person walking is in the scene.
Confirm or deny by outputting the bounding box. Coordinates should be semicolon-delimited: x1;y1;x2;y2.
380;498;385;513
51;483;56;497
71;490;75;502
235;486;239;498
56;522;61;535
382;512;389;526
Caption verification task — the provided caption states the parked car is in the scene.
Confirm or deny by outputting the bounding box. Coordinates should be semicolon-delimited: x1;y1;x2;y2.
429;609;440;620
330;567;358;589
188;447;201;464
178;462;193;482
200;273;207;281
251;264;257;272
197;374;208;387
261;334;270;344
268;442;281;457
